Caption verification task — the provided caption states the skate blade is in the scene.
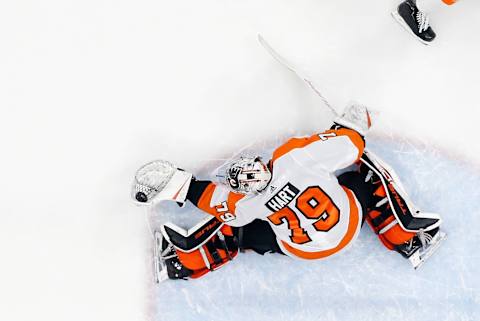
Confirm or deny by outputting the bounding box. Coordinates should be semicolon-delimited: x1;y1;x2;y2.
153;231;169;283
391;11;431;46
409;231;447;269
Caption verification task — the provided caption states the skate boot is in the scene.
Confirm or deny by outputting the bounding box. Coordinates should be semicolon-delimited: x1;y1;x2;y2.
392;0;436;44
153;231;192;282
395;227;447;269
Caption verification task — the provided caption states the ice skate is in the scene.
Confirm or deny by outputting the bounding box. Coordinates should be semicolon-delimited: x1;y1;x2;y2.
392;0;436;44
395;228;447;269
153;231;192;283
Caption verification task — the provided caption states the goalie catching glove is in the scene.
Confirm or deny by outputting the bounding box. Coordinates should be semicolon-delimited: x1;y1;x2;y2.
131;160;193;205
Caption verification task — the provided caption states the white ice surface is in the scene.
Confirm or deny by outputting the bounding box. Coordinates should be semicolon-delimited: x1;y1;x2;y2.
0;0;479;321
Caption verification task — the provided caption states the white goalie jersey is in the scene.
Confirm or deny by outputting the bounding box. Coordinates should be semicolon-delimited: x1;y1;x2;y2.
194;128;365;260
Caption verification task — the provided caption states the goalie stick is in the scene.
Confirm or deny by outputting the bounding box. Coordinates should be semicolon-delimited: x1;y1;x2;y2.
257;34;339;116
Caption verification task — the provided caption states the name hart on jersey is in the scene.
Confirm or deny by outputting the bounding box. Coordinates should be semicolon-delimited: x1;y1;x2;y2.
265;183;300;212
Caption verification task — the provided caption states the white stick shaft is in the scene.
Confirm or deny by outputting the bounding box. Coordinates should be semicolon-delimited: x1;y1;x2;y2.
257;34;339;116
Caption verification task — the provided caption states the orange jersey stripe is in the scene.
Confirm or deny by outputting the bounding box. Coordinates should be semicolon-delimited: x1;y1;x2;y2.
280;186;361;260
227;192;245;214
196;182;245;221
197;183;219;216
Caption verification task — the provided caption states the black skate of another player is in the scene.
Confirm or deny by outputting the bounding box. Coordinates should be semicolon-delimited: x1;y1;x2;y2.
392;0;436;44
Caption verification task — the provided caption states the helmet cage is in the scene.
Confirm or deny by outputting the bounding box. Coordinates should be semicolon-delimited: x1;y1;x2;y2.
225;157;271;194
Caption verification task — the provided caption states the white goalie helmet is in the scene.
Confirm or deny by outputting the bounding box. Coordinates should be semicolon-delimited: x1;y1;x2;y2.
224;156;272;194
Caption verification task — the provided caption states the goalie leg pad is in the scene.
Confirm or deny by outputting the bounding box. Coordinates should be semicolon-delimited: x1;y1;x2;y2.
355;156;417;250
160;218;239;280
340;151;447;268
176;225;238;279
337;168;416;250
360;151;442;232
365;185;416;249
364;183;446;268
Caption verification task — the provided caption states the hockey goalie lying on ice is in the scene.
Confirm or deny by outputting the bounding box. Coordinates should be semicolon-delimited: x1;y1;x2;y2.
131;104;446;282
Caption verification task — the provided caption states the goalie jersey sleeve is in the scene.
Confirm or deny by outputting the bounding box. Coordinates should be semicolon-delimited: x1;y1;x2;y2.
186;180;253;227
270;128;365;172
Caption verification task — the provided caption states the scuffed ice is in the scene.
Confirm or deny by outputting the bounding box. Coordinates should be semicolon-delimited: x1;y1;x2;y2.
150;135;480;321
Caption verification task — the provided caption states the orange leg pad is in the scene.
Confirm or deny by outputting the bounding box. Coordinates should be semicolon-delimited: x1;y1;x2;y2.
378;234;396;250
176;242;238;279
366;217;415;250
374;185;387;198
177;249;210;271
383;224;416;245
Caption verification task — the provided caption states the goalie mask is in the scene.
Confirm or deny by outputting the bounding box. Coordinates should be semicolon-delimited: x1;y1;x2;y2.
225;157;272;194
